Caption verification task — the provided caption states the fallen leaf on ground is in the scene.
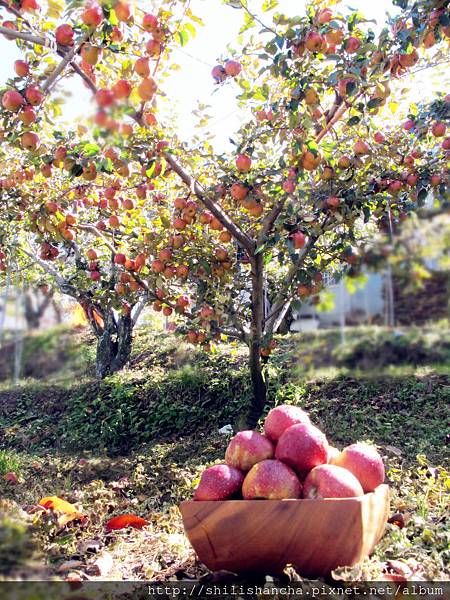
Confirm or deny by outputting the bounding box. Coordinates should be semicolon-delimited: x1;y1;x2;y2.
105;514;150;531
39;496;80;513
388;512;405;528
39;495;86;526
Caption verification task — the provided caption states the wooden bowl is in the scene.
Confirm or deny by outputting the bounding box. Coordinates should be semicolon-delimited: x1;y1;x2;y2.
180;484;389;577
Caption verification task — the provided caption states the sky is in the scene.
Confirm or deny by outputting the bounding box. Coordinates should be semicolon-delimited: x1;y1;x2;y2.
0;0;438;152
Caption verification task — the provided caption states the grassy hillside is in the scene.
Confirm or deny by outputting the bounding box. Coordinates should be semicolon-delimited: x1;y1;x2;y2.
0;324;449;584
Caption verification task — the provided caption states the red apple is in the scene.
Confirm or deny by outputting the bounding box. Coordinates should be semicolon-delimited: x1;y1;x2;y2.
193;464;244;500
21;131;40;151
134;57;150;78
230;183;248;201
18;105;36;125
25;86;43;106
317;8;332;24
275;423;328;476
146;39;161;57
142;13;158;31
81;4;103;27
224;60;242;77
225;430;274;472
264;404;310;442
242;459;301;499
345;36;361;53
211;65;227;83
303;464;364;498
114;253;126;265
353;140;369;155
2;90;24;112
55;24;74;45
137;77;157;101
330;442;385;492
236;154;251;173
283;179;296;194
96;88;115;107
305;30;324;52
112;79;132;99
432;122;446;137
14;60;30;77
292;231;306;249
115;1;131;22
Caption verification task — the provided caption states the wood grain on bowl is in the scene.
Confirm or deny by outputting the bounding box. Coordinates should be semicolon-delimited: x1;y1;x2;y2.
180;484;389;577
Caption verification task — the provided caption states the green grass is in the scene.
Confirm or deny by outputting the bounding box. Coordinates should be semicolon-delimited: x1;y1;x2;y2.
0;324;449;582
0;450;21;476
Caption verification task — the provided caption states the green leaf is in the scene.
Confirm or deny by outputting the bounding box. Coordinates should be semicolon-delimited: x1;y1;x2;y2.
177;29;189;47
347;116;360;126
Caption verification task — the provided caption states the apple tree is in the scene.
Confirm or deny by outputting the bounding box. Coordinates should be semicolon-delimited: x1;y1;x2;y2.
0;0;448;421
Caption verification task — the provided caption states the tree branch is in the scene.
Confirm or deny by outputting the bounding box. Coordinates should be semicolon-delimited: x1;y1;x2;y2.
213;326;245;342
41;30;91;92
257;198;285;245
264;228;324;334
0;0;32;27
164;152;255;254
76;224;117;253
67;60;98;93
0;25;54;48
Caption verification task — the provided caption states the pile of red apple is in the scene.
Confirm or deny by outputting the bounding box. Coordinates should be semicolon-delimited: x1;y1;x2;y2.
193;405;385;501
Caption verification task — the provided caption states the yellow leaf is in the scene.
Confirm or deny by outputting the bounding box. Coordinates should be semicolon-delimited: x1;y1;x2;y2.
47;0;65;19
389;102;398;114
39;496;80;514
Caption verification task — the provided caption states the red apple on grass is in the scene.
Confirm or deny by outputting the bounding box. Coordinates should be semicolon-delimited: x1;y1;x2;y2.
303;464;364;499
264;404;310;442
225;430;274;472
330;442;385;492
275;422;328;476
193;464;244;501
242;459;301;499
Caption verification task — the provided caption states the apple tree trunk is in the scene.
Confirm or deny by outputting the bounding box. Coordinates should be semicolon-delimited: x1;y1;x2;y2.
87;309;133;379
247;253;267;427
